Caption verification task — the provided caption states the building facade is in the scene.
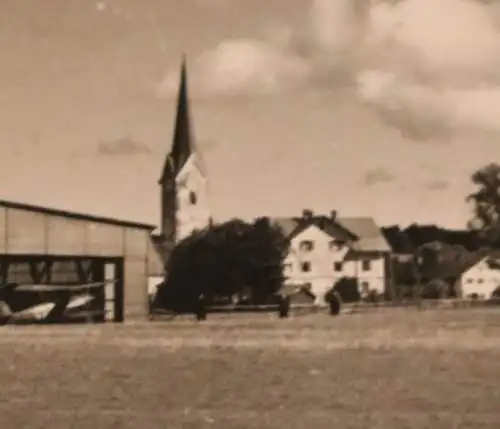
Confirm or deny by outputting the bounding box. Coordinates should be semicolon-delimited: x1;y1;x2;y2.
460;254;500;299
274;210;391;304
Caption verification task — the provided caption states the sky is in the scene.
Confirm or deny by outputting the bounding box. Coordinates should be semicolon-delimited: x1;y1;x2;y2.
2;0;500;229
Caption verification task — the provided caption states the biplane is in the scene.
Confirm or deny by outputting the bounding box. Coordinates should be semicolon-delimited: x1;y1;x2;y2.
0;281;115;325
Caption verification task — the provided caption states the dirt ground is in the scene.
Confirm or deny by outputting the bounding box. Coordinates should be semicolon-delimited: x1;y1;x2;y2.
1;308;500;428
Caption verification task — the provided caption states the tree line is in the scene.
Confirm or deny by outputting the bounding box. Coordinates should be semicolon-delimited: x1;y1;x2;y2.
385;163;500;299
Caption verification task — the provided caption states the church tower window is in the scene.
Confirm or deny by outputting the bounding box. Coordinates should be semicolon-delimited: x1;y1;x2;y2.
189;191;197;205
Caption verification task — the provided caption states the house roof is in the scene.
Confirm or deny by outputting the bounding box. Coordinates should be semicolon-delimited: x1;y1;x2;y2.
270;214;391;252
337;217;391;252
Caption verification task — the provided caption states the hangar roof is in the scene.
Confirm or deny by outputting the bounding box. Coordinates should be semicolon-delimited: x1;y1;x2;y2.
0;199;156;231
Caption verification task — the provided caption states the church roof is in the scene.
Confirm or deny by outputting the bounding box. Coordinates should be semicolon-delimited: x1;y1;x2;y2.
159;57;200;183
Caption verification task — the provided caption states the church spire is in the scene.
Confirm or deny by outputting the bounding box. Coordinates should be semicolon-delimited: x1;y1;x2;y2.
159;55;193;183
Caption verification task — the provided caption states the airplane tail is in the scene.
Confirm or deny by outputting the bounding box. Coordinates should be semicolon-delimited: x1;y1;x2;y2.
0;300;12;324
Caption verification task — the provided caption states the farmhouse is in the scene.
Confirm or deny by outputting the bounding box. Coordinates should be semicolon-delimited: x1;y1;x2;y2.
459;251;500;299
273;210;391;305
0;199;159;322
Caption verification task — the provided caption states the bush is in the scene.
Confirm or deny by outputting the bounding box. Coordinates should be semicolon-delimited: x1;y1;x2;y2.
420;279;450;299
330;277;360;303
364;289;384;303
491;286;500;299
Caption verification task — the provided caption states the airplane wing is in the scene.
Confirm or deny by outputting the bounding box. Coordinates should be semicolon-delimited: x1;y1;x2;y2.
14;281;116;293
16;302;57;320
66;294;94;310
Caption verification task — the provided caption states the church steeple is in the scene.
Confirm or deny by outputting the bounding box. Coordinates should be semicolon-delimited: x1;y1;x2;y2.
158;55;211;246
159;55;193;184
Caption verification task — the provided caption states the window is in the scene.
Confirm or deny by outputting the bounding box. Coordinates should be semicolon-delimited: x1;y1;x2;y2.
189;191;197;205
333;262;343;272
361;260;371;271
301;261;311;272
361;281;370;294
299;240;314;252
329;240;344;251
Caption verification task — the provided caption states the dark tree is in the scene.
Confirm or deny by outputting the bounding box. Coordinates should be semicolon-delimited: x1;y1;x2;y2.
329;277;360;303
154;217;288;312
467;163;500;245
492;286;500;299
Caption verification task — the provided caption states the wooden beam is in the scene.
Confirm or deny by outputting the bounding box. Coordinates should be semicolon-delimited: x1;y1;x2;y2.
0;259;8;284
28;260;50;283
75;259;93;283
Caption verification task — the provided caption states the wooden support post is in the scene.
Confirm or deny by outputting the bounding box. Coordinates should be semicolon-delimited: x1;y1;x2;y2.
28;260;50;284
113;258;124;323
0;258;9;284
75;259;93;283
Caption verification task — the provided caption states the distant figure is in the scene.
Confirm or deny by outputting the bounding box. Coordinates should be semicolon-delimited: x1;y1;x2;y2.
328;291;342;316
278;295;290;319
195;293;207;321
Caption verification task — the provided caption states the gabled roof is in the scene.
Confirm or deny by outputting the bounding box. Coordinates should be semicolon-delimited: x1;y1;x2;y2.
337;217;391;252
270;213;390;252
287;216;357;243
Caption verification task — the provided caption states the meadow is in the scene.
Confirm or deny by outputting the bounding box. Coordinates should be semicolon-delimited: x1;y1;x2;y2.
1;308;500;428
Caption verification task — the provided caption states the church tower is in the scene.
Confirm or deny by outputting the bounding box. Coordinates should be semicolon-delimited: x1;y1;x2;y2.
158;57;211;252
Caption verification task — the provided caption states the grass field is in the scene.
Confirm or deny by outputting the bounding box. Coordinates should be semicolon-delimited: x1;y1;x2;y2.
2;308;500;428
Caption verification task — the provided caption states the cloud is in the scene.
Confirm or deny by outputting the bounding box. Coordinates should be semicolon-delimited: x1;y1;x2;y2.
97;137;151;156
156;39;313;98
427;179;450;191
157;0;500;137
326;0;500;137
361;167;395;186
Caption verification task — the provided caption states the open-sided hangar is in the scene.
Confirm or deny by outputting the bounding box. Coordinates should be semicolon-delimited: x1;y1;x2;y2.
0;199;161;323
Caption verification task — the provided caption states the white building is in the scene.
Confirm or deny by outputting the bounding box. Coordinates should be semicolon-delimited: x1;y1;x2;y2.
460;253;500;299
274;210;391;305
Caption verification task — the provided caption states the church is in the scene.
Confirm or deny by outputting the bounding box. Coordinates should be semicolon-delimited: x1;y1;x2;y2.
150;58;212;278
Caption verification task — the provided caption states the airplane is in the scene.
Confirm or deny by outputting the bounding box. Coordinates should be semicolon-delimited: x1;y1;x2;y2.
0;280;115;325
9;282;111;293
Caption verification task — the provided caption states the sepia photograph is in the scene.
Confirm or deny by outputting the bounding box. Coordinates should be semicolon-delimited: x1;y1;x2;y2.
2;0;500;427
